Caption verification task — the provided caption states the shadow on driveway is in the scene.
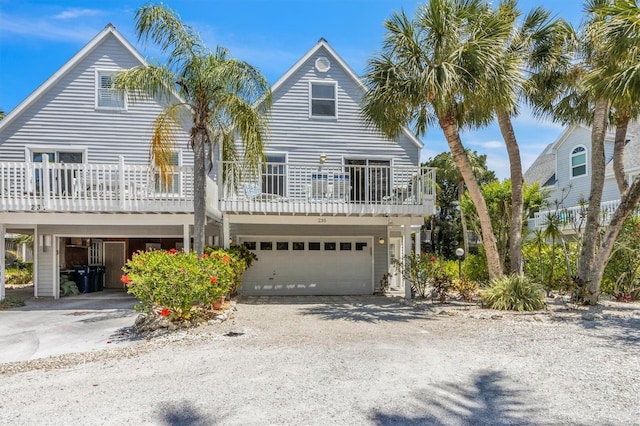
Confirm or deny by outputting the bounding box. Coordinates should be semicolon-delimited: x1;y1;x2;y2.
239;295;434;323
371;370;541;425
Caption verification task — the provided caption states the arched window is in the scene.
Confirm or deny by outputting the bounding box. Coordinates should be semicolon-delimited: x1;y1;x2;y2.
571;145;587;178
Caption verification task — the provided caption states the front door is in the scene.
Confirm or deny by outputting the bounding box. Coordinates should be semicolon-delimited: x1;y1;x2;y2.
103;241;126;289
389;237;402;290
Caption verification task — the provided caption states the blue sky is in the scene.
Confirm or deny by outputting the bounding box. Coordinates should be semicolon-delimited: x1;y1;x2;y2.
0;0;584;179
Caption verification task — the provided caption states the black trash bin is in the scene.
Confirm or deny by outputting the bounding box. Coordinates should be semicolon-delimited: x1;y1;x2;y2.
88;266;98;292
73;265;90;293
95;265;105;291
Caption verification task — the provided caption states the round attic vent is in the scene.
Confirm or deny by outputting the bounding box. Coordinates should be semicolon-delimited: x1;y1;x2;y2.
315;56;331;72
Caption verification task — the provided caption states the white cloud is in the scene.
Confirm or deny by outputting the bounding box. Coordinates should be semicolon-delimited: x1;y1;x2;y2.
54;8;101;20
0;16;99;42
468;140;503;149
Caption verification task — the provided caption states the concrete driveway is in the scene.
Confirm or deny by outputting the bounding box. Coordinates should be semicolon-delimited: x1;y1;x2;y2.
0;290;138;363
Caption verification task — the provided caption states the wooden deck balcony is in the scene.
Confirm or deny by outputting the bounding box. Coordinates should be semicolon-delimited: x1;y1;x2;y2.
0;157;193;213
219;161;436;216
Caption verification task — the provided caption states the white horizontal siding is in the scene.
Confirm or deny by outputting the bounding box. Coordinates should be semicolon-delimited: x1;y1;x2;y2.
0;34;193;167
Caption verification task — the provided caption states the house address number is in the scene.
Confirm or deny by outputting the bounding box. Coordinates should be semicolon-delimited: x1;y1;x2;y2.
318;218;327;223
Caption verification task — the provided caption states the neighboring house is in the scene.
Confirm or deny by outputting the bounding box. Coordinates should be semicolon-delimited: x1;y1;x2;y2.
0;29;435;300
217;38;435;296
525;123;640;233
0;24;220;300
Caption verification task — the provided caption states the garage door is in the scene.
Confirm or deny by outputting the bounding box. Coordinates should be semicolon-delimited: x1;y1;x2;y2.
239;236;373;295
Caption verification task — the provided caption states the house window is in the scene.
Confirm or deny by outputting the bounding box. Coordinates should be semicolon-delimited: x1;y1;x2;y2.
571;146;587;178
262;154;286;196
154;151;181;194
30;149;84;195
96;70;126;109
310;82;336;118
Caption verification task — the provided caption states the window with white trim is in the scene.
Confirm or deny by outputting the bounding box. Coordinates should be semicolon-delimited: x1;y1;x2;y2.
96;70;125;109
571;145;587;178
310;81;336;118
262;154;286;196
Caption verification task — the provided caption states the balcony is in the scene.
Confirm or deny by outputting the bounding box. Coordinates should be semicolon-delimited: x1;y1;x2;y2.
219;161;436;216
527;199;639;232
0;158;193;213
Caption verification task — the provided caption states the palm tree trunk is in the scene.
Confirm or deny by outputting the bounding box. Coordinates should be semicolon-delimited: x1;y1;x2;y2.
497;110;524;275
438;110;503;281
613;116;629;193
577;98;610;300
193;126;207;256
588;178;640;303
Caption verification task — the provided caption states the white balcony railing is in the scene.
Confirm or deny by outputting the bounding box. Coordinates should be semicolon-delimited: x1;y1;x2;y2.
0;157;193;213
219;161;436;216
528;199;640;231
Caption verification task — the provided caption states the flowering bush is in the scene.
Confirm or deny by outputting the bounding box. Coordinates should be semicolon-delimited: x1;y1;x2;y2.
205;245;257;296
122;249;234;320
392;253;454;300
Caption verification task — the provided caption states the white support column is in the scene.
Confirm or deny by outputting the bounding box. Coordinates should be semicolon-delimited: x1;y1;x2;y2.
42;156;51;210
183;223;191;253
223;215;230;249
0;224;6;301
414;226;421;256
118;155;126;210
403;225;412;299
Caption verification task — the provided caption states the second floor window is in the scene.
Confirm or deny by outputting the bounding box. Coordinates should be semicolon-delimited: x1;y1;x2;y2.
571;145;587;178
97;71;125;109
310;82;336;118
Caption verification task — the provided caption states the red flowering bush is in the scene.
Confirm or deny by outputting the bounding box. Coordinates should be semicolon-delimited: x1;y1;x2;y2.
205;245;257;296
122;249;234;319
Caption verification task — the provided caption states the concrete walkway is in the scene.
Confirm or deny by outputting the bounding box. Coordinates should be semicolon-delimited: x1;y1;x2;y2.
0;291;138;363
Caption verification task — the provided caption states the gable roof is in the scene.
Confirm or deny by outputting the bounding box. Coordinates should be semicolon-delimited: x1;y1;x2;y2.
523;142;556;186
0;23;146;133
271;38;424;149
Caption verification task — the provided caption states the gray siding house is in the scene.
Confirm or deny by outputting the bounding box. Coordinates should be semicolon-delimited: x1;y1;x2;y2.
0;30;435;300
525;123;640;233
0;24;215;300
218;39;435;296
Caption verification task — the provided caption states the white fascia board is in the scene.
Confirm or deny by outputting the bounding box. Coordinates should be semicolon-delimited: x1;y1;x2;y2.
0;212;194;226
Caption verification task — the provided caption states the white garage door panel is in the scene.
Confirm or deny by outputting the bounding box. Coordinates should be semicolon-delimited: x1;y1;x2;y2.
240;237;373;295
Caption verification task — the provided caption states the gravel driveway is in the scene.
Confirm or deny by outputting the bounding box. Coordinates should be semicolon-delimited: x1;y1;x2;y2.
1;295;639;425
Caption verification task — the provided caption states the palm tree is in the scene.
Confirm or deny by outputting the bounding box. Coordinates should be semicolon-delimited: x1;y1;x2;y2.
578;0;640;302
361;0;514;281
115;4;271;255
493;2;573;275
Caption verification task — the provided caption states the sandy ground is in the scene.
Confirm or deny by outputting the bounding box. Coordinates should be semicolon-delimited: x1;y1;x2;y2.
1;295;639;425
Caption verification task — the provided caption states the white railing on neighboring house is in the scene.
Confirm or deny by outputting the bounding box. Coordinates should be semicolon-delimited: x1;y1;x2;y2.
528;199;640;231
218;161;436;216
0;156;194;213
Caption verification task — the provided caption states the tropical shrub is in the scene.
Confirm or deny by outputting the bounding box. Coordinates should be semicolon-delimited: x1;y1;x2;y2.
602;217;640;301
392;253;453;301
205;244;257;296
5;267;33;285
482;274;546;312
122;248;234;320
454;278;480;302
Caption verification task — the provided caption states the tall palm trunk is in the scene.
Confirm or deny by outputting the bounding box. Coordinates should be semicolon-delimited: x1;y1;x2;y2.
577;98;610;300
438;110;503;281
589;179;640;302
192;116;208;256
497;110;524;275
613;116;630;193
